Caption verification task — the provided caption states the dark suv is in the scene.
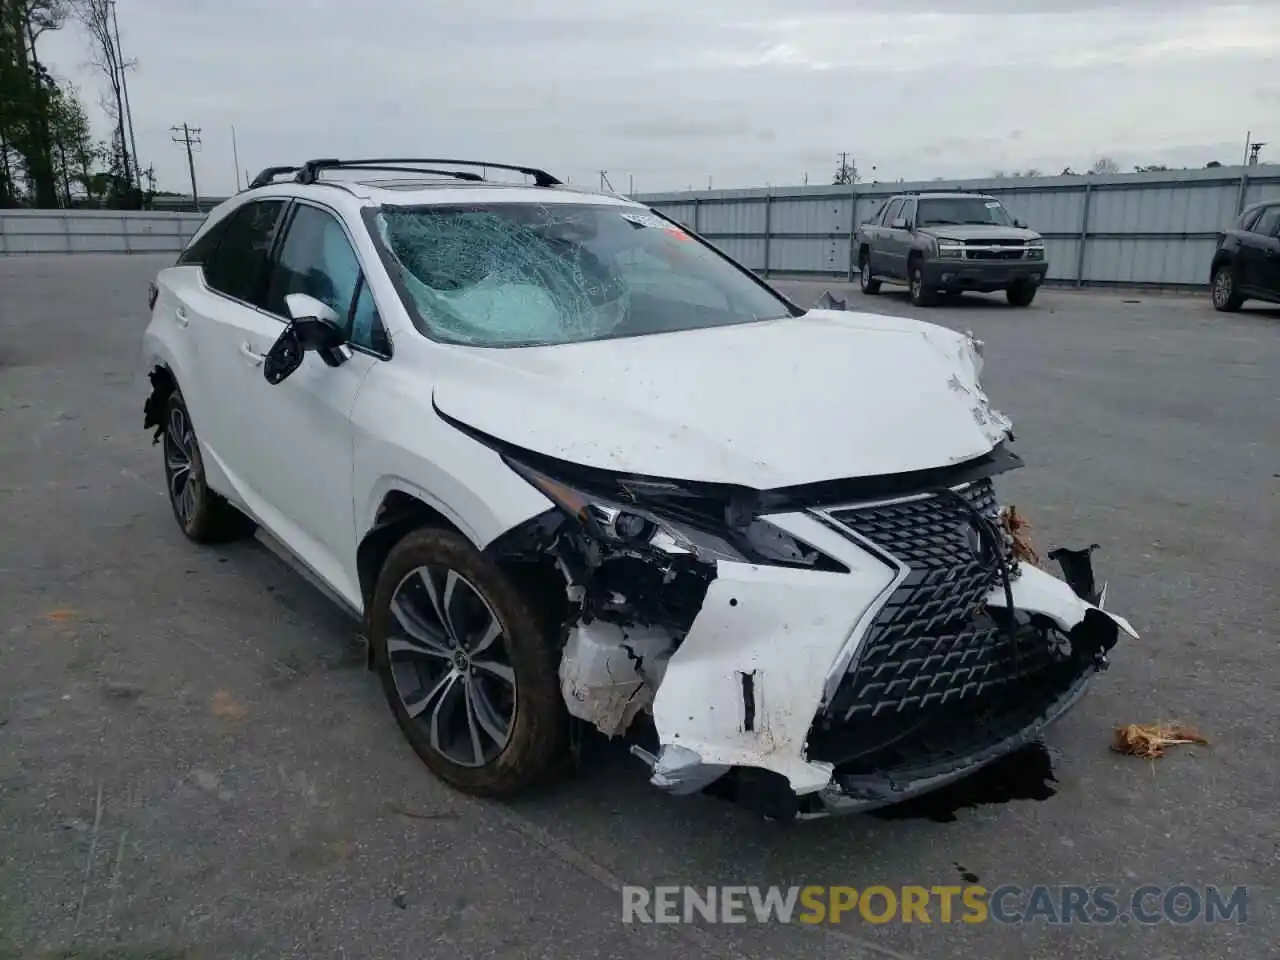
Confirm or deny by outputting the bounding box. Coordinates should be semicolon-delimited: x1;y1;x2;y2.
854;192;1048;307
1210;200;1280;311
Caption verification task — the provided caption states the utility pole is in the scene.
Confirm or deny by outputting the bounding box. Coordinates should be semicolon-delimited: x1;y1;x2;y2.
109;1;141;190
171;123;201;211
231;125;242;190
599;170;614;192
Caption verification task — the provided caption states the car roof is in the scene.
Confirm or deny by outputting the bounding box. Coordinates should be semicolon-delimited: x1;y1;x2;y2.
233;178;644;211
894;192;994;200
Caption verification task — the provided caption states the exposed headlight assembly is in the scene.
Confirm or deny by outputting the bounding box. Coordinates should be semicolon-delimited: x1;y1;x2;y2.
505;457;847;572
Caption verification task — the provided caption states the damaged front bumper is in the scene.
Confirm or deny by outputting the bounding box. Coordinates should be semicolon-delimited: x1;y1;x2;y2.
479;435;1137;821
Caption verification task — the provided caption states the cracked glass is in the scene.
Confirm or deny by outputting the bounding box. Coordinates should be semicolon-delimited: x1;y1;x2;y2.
371;203;793;347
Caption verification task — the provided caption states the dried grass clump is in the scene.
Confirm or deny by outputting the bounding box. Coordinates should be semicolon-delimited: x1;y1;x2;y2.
1000;505;1040;567
1111;723;1209;759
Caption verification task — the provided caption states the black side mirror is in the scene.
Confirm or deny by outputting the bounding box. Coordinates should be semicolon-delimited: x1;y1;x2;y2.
262;293;348;385
1014;219;1025;229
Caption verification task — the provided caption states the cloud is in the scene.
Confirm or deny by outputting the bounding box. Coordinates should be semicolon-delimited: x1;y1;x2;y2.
31;0;1279;195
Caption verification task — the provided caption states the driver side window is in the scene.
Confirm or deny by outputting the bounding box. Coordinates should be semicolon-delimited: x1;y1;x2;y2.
263;204;389;354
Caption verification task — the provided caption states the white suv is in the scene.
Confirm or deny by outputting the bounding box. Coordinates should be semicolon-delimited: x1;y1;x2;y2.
140;158;1138;820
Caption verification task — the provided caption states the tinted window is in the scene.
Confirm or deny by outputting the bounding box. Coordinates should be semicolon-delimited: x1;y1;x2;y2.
372;203;794;347
203;200;285;304
900;199;917;226
1251;205;1280;237
176;216;222;265
917;197;1013;227
883;199;905;224
1239;207;1263;231
264;205;362;317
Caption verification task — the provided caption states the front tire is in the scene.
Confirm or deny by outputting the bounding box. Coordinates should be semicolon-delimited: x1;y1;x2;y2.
1211;264;1243;311
1006;281;1037;307
859;253;881;294
161;391;255;543
369;528;568;798
909;260;936;306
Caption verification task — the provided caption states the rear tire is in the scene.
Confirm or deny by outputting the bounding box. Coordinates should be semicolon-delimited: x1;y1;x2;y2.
369;527;568;798
161;391;256;544
1211;264;1243;311
909;259;936;306
859;252;881;294
1006;281;1037;307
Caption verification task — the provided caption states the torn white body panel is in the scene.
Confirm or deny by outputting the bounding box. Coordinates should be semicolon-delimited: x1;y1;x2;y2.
987;563;1139;641
642;508;1135;806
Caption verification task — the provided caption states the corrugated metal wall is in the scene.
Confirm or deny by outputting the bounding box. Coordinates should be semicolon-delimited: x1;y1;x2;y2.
637;165;1280;287
0;209;207;255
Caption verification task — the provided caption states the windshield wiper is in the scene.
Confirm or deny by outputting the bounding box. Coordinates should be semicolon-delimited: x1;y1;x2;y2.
923;219;961;225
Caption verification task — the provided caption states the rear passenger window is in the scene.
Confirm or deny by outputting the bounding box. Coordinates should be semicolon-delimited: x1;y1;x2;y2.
176;218;223;265
1252;205;1280;238
203;200;286;305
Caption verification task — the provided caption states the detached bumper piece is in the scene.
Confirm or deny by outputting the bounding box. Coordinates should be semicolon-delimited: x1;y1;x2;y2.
796;480;1120;818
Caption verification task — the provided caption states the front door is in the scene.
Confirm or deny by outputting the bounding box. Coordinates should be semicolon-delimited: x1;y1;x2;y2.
871;199;903;277
227;200;390;606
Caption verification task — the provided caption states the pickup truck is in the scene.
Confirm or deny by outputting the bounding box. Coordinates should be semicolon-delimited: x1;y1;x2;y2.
854;191;1048;307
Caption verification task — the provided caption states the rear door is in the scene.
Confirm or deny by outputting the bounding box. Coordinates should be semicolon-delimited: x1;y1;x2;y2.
1238;204;1280;296
176;197;288;508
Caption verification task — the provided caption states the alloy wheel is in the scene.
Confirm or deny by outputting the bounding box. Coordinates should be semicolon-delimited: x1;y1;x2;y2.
387;566;516;768
163;406;197;524
1213;269;1232;308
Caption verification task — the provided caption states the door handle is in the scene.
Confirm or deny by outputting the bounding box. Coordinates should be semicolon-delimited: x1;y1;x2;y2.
175;307;189;327
239;342;266;366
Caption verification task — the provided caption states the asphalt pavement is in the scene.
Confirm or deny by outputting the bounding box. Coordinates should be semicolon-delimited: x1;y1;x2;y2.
1;256;1277;959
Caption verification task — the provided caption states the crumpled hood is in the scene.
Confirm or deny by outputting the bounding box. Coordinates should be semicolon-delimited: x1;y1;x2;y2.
921;223;1041;243
432;309;1013;488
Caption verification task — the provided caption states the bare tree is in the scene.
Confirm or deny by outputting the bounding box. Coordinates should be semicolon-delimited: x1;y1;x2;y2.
1090;155;1120;174
70;0;132;190
832;151;858;185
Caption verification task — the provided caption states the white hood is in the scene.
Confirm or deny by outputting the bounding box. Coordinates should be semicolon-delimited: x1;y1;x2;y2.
431;309;1013;488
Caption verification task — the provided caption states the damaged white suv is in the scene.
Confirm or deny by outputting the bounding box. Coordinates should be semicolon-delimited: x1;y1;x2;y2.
141;158;1138;820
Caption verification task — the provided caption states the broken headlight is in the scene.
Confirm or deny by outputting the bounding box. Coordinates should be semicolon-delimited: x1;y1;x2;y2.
505;458;847;572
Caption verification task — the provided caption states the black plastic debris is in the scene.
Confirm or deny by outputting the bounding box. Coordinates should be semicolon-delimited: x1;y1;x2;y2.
815;290;848;311
1048;544;1102;606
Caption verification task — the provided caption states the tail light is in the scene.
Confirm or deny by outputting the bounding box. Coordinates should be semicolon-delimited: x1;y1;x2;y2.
147;281;159;311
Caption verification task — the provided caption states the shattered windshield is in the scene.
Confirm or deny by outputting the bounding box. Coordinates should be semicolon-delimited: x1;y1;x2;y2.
369;202;794;347
917;197;1013;227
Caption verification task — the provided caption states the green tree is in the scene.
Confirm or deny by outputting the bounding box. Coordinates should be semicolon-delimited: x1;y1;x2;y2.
0;0;75;206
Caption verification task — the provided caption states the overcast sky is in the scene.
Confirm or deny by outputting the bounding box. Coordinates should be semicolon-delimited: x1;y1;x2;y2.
37;0;1280;197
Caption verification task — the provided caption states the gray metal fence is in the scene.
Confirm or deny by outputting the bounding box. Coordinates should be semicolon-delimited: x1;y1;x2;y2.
636;165;1280;288
0;209;207;256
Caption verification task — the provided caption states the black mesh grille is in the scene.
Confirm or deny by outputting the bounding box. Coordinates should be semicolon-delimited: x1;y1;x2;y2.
967;248;1026;261
821;480;1055;728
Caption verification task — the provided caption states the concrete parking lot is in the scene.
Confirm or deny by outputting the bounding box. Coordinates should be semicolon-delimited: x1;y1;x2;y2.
1;255;1276;959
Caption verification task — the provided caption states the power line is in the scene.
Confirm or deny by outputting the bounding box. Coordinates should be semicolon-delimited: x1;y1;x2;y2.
171;123;202;211
108;0;140;190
